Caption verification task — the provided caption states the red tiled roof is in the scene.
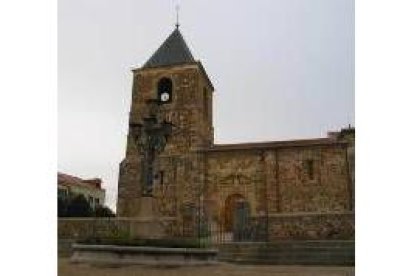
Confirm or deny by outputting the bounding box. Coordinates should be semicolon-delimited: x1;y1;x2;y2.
57;172;103;190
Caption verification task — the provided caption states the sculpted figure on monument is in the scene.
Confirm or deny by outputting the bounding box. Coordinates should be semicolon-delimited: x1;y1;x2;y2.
129;99;174;196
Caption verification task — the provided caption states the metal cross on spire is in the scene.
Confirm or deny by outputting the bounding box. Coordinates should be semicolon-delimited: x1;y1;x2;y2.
175;4;180;28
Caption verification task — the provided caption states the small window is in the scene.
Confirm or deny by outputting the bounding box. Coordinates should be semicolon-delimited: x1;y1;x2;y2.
159;171;164;185
157;78;173;103
305;159;314;180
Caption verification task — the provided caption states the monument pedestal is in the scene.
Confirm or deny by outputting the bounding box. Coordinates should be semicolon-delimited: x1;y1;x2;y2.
131;196;165;239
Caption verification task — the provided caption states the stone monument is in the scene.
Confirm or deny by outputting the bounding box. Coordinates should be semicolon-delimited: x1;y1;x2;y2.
129;99;173;238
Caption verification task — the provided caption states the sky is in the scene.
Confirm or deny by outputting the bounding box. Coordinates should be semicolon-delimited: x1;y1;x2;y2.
58;0;354;211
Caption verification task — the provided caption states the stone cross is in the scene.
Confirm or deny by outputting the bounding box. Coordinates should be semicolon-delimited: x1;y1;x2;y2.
129;99;174;196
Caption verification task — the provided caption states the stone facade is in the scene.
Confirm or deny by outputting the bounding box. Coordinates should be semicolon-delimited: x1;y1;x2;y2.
116;28;355;240
117;63;213;222
204;140;353;219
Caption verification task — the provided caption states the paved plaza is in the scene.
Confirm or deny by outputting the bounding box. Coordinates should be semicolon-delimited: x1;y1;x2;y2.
59;258;354;276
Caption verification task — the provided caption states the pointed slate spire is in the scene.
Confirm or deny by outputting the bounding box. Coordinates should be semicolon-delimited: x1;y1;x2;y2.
143;28;195;68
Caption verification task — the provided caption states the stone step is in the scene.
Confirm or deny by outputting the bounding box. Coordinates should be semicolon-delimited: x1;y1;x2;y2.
219;258;354;266
219;253;354;264
219;249;354;257
220;241;354;248
217;240;354;266
219;243;354;251
219;253;354;261
58;239;75;257
219;254;354;260
218;252;355;259
220;251;353;256
220;247;354;253
220;248;354;255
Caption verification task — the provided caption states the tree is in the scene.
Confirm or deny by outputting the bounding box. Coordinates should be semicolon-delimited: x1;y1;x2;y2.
66;194;92;217
58;197;68;217
57;194;115;217
94;205;115;217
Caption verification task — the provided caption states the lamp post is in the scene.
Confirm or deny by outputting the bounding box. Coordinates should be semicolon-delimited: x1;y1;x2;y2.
129;99;174;197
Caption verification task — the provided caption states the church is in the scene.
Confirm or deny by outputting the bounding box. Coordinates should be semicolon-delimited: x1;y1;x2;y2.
116;26;354;241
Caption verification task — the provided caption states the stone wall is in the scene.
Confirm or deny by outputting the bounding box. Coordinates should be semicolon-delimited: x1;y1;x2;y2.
117;63;213;218
263;211;354;240
218;240;354;265
115;57;355;241
276;145;351;212
204;143;352;228
58;212;354;246
58;218;177;241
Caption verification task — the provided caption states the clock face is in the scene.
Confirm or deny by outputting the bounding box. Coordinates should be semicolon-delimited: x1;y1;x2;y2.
160;92;170;102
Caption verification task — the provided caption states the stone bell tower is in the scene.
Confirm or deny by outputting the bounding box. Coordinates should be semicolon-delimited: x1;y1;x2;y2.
117;26;214;225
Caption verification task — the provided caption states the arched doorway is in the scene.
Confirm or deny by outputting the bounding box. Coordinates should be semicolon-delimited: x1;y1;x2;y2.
223;194;249;232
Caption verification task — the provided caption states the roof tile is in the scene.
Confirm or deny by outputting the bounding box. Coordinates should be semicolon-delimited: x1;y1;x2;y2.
143;28;195;68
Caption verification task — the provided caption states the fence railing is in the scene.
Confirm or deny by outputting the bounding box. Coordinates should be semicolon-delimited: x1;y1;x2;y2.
58;216;267;247
58;211;354;248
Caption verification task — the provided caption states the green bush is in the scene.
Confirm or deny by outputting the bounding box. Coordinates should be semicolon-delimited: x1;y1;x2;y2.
94;206;115;217
58;194;115;217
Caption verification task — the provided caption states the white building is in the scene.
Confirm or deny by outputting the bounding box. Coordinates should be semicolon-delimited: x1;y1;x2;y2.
58;172;105;209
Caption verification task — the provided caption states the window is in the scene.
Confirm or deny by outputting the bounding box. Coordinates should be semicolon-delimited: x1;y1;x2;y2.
159;171;164;185
305;159;314;180
157;77;173;103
